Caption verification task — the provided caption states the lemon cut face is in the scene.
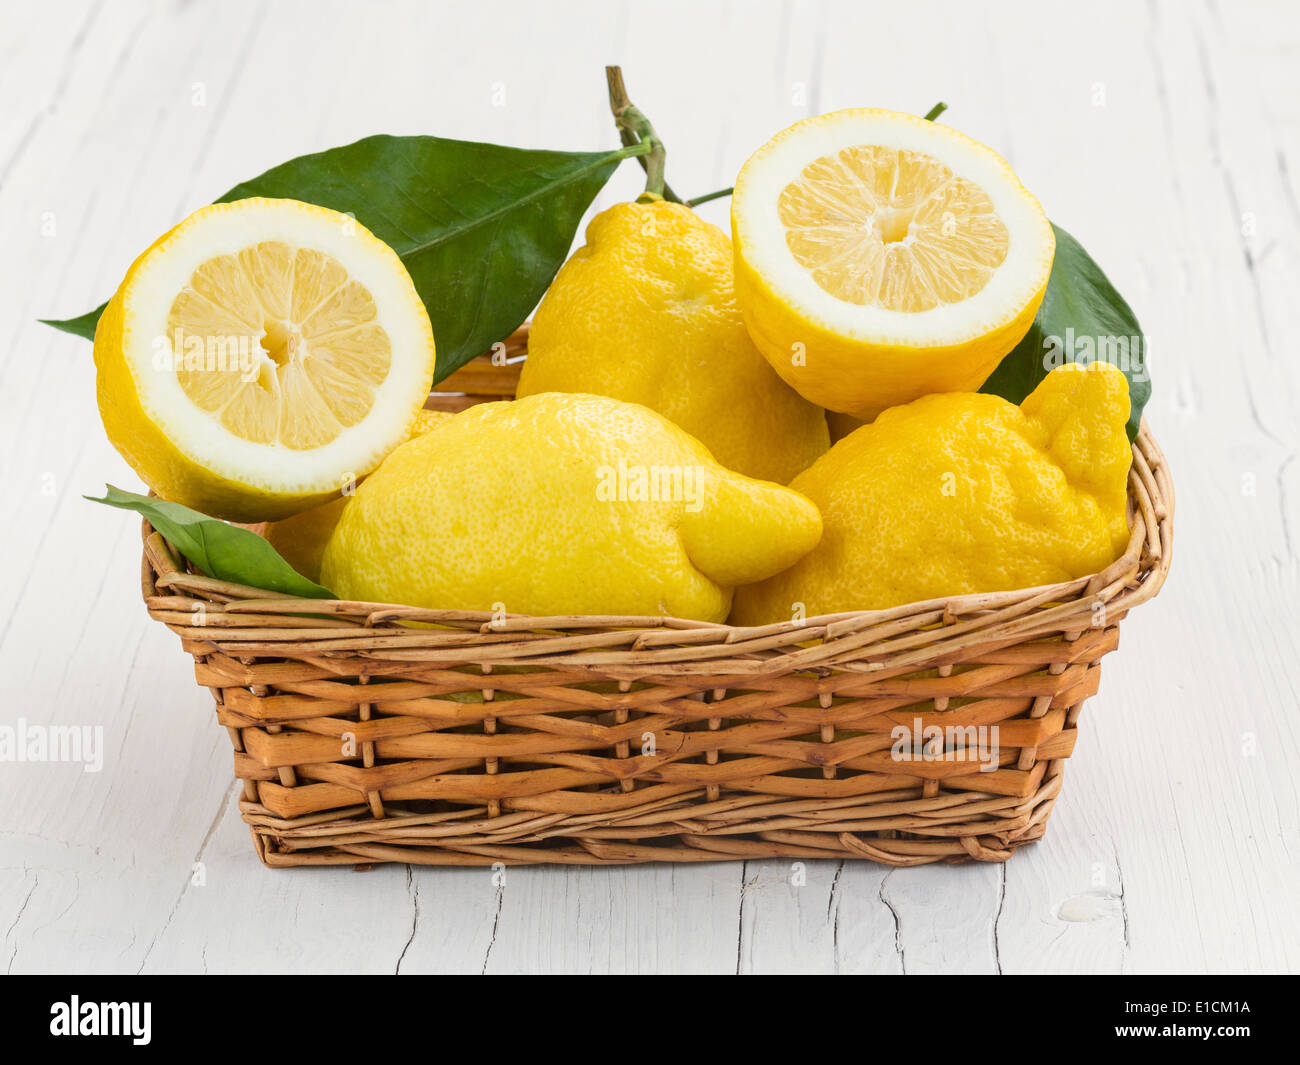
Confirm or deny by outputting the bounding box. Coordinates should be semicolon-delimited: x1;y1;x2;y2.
732;109;1055;420
778;145;1010;311
94;198;436;522
168;243;394;449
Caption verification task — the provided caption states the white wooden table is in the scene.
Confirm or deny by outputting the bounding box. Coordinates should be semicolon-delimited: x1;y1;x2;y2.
2;0;1297;975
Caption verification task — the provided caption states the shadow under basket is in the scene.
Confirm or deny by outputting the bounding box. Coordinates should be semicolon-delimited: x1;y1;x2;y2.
140;327;1175;869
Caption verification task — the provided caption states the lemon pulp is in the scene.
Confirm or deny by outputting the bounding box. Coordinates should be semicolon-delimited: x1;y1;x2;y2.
167;244;392;448
778;146;1010;312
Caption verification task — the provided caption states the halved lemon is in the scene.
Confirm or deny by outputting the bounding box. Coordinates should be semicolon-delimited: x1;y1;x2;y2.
94;198;435;522
732;108;1055;420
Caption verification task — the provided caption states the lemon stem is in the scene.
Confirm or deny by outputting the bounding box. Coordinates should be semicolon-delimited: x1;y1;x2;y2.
923;101;948;122
606;65;679;202
685;186;734;208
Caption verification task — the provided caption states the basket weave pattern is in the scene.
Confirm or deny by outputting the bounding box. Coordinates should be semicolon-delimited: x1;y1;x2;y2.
140;329;1174;868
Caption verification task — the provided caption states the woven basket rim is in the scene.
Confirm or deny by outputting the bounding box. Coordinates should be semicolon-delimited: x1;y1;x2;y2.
138;418;1173;679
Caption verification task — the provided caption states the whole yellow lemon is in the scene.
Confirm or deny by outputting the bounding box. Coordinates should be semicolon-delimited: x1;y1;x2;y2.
321;393;822;622
516;199;828;484
730;363;1131;624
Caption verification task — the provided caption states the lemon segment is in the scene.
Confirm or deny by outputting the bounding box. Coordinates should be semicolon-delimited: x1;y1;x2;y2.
733;108;1055;420
94;198;436;522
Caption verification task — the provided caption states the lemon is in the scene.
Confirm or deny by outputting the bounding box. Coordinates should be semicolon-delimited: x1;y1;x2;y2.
516;199;828;484
263;495;350;584
93;198;436;522
825;410;865;443
405;409;454;439
321;393;822;622
265;409;452;581
732;108;1055;420
730;362;1131;624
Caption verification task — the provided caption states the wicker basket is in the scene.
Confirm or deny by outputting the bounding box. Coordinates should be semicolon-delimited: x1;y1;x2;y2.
139;326;1174;868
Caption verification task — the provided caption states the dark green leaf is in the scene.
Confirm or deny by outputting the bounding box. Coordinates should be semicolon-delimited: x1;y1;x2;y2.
43;135;635;381
981;223;1151;441
88;485;335;599
40;301;107;342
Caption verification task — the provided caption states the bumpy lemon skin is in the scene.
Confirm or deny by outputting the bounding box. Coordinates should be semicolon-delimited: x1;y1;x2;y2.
517;199;829;484
320;393;822;623
265;410;453;581
729;363;1131;625
733;250;1048;422
92;199;436;523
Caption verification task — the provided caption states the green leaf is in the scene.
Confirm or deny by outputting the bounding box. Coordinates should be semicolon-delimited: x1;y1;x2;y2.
40;301;107;342
88;485;336;599
42;135;635;380
981;223;1151;441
